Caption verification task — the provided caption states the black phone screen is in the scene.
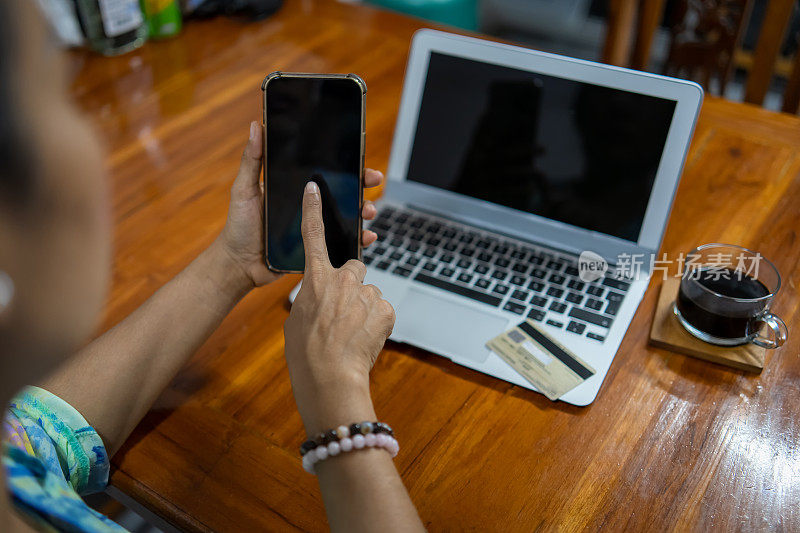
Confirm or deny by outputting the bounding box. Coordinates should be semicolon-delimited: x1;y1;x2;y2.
265;76;363;270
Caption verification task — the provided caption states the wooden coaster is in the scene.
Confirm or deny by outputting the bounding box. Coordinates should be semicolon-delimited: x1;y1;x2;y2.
649;277;765;372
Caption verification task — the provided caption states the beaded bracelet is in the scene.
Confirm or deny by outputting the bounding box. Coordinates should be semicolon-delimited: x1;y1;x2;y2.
300;421;399;474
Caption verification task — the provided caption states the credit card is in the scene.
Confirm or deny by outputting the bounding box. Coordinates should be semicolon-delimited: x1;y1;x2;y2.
486;320;596;400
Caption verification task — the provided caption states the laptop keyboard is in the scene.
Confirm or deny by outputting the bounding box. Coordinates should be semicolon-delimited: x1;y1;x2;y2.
363;205;632;343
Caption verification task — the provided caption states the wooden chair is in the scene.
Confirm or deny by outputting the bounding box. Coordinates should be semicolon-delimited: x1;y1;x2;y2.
602;0;800;114
663;0;753;95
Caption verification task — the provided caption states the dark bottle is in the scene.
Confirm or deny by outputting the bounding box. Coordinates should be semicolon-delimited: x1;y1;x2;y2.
75;0;147;55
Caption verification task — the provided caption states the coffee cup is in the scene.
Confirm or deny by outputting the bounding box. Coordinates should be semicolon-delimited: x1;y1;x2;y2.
673;243;787;348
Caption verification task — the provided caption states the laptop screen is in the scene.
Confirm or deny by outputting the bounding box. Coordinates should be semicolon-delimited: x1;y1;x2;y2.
405;52;678;242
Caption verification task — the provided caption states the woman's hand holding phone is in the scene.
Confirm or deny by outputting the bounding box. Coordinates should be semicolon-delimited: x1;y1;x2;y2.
216;121;382;290
283;182;395;436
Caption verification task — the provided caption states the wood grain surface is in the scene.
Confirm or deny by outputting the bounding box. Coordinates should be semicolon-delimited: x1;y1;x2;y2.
66;1;800;530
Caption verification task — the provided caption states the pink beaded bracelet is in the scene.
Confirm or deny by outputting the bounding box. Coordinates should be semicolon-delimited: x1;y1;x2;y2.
302;432;400;474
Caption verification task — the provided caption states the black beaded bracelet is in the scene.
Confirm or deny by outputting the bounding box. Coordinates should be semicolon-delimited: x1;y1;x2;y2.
300;421;394;456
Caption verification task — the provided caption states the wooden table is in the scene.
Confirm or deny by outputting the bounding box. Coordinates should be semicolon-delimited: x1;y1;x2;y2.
68;1;800;530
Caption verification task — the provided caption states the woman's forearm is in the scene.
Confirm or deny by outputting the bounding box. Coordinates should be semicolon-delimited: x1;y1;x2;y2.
41;238;252;455
318;447;424;533
301;386;425;533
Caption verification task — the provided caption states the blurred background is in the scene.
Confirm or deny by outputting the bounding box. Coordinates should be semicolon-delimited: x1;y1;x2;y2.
40;0;800;112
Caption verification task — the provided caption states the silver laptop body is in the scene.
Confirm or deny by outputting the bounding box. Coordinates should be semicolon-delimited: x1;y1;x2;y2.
359;30;702;405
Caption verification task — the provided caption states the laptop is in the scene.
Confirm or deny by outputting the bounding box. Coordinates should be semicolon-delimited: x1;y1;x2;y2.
293;30;703;406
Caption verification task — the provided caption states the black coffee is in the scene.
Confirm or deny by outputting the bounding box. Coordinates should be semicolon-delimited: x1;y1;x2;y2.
677;267;770;340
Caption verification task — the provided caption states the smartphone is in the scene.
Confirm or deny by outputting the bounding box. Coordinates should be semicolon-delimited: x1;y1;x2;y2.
262;72;366;273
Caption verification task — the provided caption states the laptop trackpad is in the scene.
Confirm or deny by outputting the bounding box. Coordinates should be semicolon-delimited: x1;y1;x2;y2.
394;288;508;364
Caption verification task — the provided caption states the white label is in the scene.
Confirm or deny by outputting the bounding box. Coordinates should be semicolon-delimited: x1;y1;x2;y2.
98;0;143;37
521;341;553;366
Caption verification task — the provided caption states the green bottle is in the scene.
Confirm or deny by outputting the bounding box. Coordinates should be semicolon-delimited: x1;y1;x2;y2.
141;0;182;39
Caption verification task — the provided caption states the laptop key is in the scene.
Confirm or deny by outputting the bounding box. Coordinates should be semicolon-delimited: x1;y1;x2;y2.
603;277;631;291
440;267;455;277
549;302;567;313
530;255;544;265
530;295;548;308
374;245;388;256
422;261;437;271
407;242;421;253
390;237;404;247
495;257;510;268
476;239;491;249
511;249;527;260
528;309;545;322
511;262;528;274
547;287;564;298
393;266;412;278
547;260;564;271
605;301;621;316
459;234;474;244
440;253;454;264
546;319;564;328
406;256;420;266
423;248;437;258
532;268;547;279
414;272;502;307
587;285;604;297
529;280;545;292
510;275;526;286
549;274;566;285
410;231;425;241
503;301;526;315
492;270;508;281
364;256;374;265
511;289;530;302
427;237;441;247
457;258;471;269
475;264;489;275
586;332;606;342
566;321;586;334
390;251;404;261
493;284;509;295
457;273;473;284
475;278;491;289
586;298;604;311
565;266;579;277
567;279;585;291
376;260;391;271
443;241;458;251
565;292;583;305
477;252;492;262
569;307;613;328
442;229;457;238
606;291;624;302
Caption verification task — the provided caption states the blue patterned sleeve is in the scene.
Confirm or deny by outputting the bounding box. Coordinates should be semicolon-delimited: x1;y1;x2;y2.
7;386;109;495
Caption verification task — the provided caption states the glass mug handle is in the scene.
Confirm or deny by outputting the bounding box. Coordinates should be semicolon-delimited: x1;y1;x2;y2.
751;313;788;349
